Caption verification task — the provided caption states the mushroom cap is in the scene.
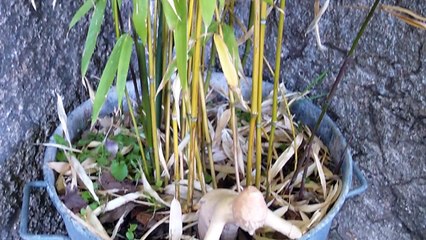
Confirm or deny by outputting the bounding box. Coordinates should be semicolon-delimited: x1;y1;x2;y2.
232;186;268;235
197;189;239;240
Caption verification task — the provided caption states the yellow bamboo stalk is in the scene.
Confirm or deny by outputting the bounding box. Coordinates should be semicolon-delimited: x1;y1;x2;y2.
229;91;242;191
187;0;195;40
198;79;217;188
266;0;295;194
187;3;203;208
255;0;268;188
246;0;261;186
172;106;180;200
194;140;207;194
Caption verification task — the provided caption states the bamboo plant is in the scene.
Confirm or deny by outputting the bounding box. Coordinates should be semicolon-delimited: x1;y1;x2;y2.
44;0;426;239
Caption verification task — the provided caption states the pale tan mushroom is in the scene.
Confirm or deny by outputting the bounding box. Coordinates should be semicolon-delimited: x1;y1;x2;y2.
197;186;302;240
197;189;239;240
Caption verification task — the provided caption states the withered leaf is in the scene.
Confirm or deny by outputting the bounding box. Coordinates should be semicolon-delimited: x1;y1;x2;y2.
99;171;137;193
61;186;88;213
99;202;136;224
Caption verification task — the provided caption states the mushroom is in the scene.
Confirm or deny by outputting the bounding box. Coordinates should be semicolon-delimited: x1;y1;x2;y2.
197;186;302;240
197;189;239;240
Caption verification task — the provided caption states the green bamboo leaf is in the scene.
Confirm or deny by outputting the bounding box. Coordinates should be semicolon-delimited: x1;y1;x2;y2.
132;0;149;45
222;24;238;59
222;24;243;77
91;35;125;126
174;0;187;88
200;0;215;28
81;0;106;77
116;34;133;110
161;0;179;30
69;0;96;30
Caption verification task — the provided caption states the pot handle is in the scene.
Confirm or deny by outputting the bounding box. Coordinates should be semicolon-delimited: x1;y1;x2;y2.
20;181;70;240
346;164;368;199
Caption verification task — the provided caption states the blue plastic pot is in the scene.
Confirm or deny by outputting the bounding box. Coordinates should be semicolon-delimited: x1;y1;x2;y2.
20;84;367;240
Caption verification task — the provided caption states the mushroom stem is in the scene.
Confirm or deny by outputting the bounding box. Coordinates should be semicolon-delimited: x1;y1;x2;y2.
204;220;226;240
264;210;302;239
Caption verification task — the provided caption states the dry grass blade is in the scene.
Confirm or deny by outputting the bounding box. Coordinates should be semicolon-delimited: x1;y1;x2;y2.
273;205;289;217
140;216;169;240
86;207;111;240
111;208;130;239
306;0;330;51
306;0;330;33
93;192;141;216
42;143;83;153
141;170;170;207
57;93;72;146
166;133;190;171
296;202;324;213
30;0;36;10
382;4;426;30
82;77;96;102
69;155;99;202
213;109;231;146
48;162;70;174
172;75;182;128
169;198;183;240
158;131;171;178
312;142;327;198
305;209;322;231
268;134;303;182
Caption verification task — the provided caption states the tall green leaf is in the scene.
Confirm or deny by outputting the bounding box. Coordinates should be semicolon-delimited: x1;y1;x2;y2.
116;34;133;110
200;0;215;28
69;0;96;30
91;35;125;125
81;0;106;77
222;24;238;59
162;0;179;30
132;0;149;45
174;0;187;88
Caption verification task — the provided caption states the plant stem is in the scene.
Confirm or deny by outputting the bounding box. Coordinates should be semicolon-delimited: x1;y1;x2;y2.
187;1;203;209
255;1;267;188
266;0;287;196
241;0;255;67
164;32;173;163
199;78;217;188
287;0;380;192
147;16;161;184
205;42;217;93
155;4;164;126
172;106;180;200
132;26;153;164
229;91;242;191
194;140;207;194
125;89;150;181
246;0;261;186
